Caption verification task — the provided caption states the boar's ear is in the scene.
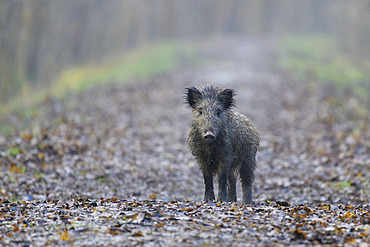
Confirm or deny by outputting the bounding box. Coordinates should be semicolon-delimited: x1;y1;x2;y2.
185;87;202;108
219;89;236;110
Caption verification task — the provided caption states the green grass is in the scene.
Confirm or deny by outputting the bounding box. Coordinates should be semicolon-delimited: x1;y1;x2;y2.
275;35;367;96
51;41;191;96
0;125;14;135
336;181;351;188
9;147;21;156
0;41;195;119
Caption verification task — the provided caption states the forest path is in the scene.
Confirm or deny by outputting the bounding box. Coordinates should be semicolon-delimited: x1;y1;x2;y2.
1;37;369;246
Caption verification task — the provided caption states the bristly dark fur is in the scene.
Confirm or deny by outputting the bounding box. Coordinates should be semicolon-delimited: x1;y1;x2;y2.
184;86;202;109
185;85;259;204
219;88;236;110
185;85;236;110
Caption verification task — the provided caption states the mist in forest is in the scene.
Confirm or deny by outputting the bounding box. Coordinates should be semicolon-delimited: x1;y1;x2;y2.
1;0;369;104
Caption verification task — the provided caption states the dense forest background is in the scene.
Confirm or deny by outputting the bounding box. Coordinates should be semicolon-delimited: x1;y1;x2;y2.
1;0;369;104
1;2;369;245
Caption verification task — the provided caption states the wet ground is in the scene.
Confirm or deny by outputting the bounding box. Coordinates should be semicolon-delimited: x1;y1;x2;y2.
1;37;369;245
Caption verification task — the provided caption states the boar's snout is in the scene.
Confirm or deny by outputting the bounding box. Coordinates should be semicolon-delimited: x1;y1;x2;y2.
203;130;216;142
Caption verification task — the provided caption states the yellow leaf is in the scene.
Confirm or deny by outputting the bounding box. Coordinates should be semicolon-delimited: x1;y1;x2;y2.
346;237;355;244
132;213;138;220
22;134;33;141
38;153;45;160
60;230;70;241
132;231;143;237
343;211;356;219
149;194;157;200
9;165;23;174
154;222;164;228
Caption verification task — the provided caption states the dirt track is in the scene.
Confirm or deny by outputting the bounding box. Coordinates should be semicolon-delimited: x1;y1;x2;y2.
1;37;369;246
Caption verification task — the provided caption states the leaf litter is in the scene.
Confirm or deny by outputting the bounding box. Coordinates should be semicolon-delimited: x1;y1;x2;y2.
0;37;369;246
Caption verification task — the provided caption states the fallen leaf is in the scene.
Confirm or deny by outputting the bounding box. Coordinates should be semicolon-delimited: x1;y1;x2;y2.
154;222;164;228
10;148;20;156
22;134;33;141
132;231;143;237
276;201;290;207
343;211;356;219
60;230;70;241
12;225;19;232
9;166;23;174
38;153;45;160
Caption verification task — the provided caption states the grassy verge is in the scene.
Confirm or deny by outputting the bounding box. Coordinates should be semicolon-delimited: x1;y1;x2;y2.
275;35;367;97
51;41;194;97
0;41;195;126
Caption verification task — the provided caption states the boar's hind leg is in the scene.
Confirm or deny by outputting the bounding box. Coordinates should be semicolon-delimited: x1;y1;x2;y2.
240;159;255;204
242;183;253;205
228;168;237;202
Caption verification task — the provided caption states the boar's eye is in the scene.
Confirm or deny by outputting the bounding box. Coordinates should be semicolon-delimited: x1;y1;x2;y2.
217;110;222;116
198;108;203;115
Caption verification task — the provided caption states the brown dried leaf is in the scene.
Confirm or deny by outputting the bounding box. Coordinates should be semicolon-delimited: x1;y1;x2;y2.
132;231;143;237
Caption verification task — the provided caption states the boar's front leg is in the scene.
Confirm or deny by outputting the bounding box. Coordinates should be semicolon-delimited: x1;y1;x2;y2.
217;172;228;202
202;168;215;202
217;154;234;202
217;163;233;202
